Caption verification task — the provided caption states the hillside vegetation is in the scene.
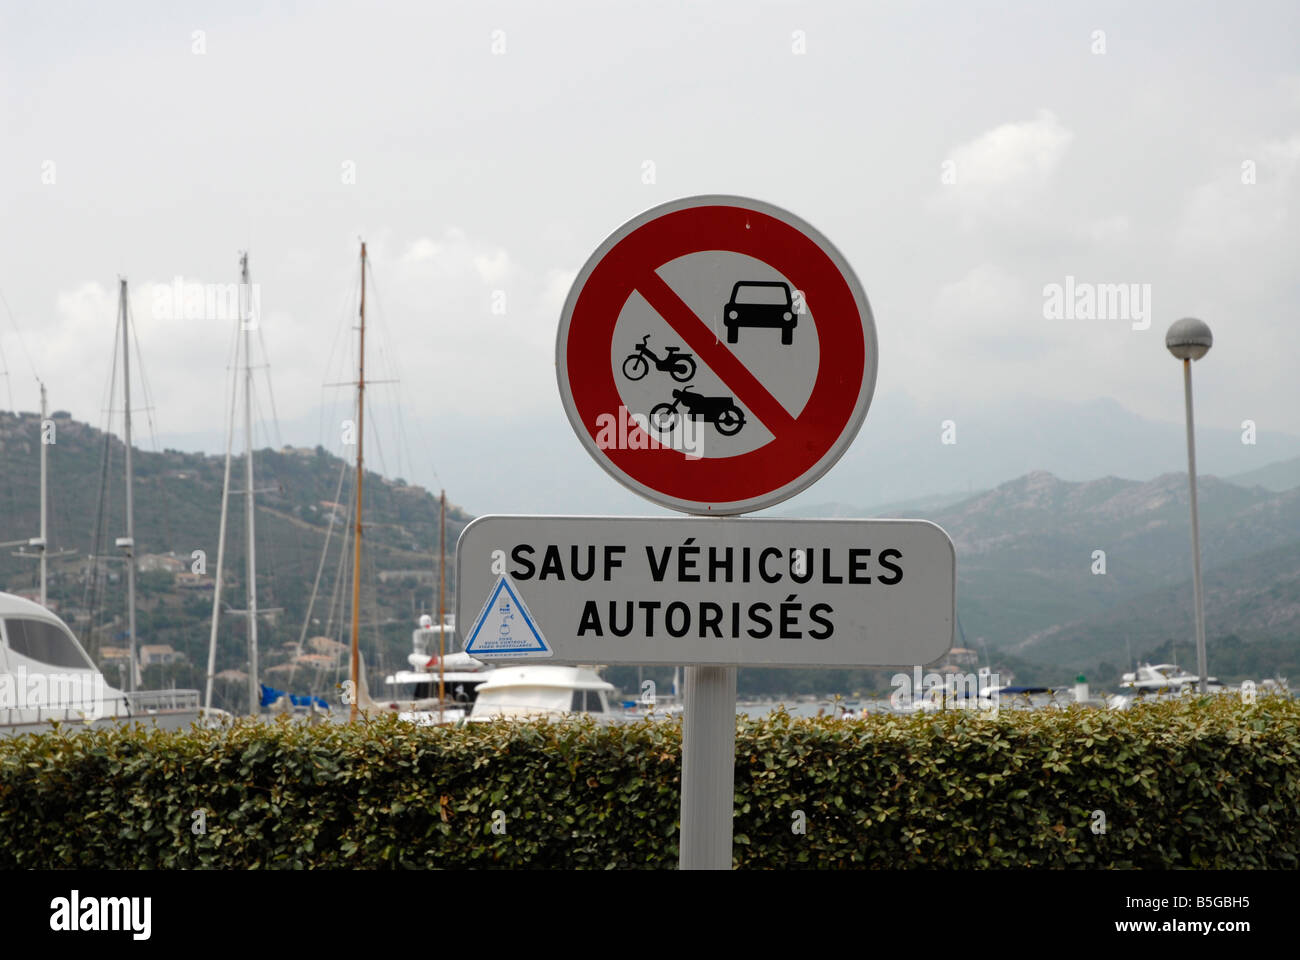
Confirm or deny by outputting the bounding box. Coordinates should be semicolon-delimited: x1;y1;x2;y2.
3;410;1297;700
0;409;468;712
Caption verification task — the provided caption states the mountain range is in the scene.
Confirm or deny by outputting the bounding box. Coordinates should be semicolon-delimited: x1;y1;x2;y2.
858;467;1300;683
1;408;1297;696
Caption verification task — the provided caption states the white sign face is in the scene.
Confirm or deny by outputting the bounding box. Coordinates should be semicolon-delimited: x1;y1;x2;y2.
455;516;955;668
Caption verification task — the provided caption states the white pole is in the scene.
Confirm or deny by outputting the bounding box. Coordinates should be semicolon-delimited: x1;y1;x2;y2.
120;279;138;694
678;665;736;869
39;382;47;607
242;253;260;716
1182;359;1209;694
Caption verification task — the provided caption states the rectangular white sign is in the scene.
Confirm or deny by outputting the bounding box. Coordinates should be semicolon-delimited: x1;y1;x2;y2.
455;516;955;667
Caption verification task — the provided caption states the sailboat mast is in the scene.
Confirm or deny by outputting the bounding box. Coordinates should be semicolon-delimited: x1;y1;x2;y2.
120;279;137;694
242;253;260;716
204;380;235;712
438;489;446;724
38;382;48;606
349;241;367;722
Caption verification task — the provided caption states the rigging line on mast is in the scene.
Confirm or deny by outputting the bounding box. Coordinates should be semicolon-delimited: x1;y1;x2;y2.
246;386;304;659
348;243;369;722
124;294;176;551
81;309;124;655
0;339;11;413
291;457;350;695
323;464;356;648
0;414;12;576
253;325;284;450
79;425;111;652
126;294;161;447
356;264;407;485
0;287;41;379
204;297;244;713
321;512;352;703
319;464;359;705
361;265;443;490
0;286;42;411
363;391;391;482
317;272;361;456
0;291;11;410
365;534;386;695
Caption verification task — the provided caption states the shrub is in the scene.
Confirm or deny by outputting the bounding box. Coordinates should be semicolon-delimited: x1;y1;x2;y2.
1;696;1296;868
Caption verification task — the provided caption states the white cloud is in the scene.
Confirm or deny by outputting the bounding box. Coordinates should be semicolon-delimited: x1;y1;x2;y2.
473;250;511;285
930;109;1074;222
932;263;1030;340
1078;215;1131;243
1176;132;1299;259
542;268;578;311
401;237;440;264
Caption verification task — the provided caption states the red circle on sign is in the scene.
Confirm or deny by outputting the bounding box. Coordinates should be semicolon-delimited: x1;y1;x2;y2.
558;196;875;515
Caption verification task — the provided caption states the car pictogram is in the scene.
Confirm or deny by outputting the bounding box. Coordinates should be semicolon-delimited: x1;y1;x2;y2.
724;280;797;345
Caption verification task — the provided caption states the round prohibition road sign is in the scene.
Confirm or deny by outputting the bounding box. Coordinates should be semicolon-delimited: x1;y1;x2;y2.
556;195;877;515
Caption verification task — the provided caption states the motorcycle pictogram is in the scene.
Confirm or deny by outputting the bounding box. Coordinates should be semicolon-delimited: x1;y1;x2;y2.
649;386;746;437
622;334;697;383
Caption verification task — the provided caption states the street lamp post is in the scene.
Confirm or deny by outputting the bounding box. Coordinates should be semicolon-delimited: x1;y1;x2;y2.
1165;317;1213;695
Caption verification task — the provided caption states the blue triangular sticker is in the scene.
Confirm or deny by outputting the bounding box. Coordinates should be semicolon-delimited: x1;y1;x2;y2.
463;575;552;660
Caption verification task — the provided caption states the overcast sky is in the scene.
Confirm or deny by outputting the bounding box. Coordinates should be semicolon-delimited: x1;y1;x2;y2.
2;1;1297;516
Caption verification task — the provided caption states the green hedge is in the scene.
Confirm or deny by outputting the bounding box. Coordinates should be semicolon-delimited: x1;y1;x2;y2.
1;696;1297;868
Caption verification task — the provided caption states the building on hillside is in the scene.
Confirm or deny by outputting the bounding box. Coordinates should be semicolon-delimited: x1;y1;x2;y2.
378;569;435;585
140;644;183;667
307;636;347;658
80;559;121;585
292;652;336;669
138;552;185;574
315;500;345;524
175;572;215;593
13;590;58;613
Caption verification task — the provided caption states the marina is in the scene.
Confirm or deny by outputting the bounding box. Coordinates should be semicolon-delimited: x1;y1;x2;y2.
0;7;1296;927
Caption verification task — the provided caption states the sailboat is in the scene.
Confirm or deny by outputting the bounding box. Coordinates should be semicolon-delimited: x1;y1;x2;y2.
1;279;201;736
202;253;322;721
108;278;202;724
320;242;480;724
312;243;630;726
378;493;496;725
0;382;68;603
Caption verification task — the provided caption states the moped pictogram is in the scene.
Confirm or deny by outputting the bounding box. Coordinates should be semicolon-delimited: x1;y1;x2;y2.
649;386;746;437
622;335;697;383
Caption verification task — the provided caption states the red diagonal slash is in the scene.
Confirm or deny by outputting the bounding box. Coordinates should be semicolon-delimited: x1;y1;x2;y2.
635;270;798;437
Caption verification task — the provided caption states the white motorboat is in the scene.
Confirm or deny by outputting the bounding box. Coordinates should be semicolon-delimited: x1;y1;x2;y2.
379;615;494;725
466;665;621;723
1119;663;1224;693
0;591;200;736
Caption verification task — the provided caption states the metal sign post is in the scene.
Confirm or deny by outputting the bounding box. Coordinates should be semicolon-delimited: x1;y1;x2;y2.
679;665;737;869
